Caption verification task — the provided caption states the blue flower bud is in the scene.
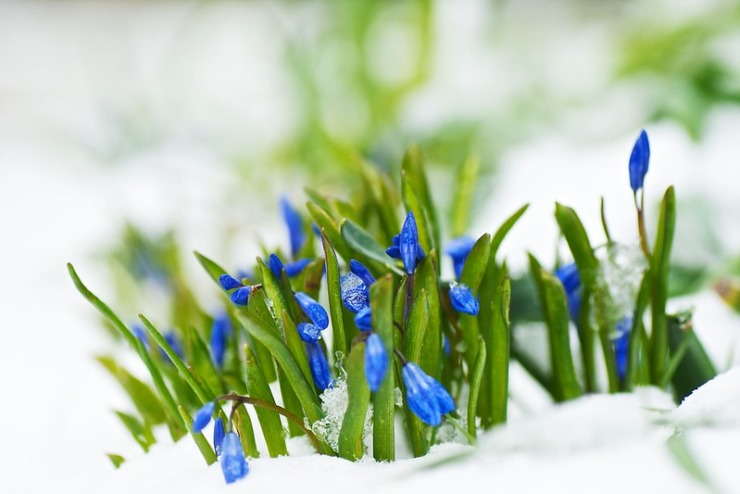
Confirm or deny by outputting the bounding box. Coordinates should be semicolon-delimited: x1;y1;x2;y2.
161;331;184;363
269;253;285;279
444;236;476;280
354;306;372;331
219;274;242;291
556;263;581;321
400;212;420;274
220;432;249;484
285;258;312;277
340;272;369;313
306;340;333;391
443;334;451;356
614;316;632;380
349;259;376;287
213;418;225;456
192;401;215;433
449;283;480;315
402;362;455;426
131;324;150;350
295;292;329;329
629;129;650;193
211;311;232;369
297;322;321;342
281;197;305;258
364;333;388;392
230;286;251;306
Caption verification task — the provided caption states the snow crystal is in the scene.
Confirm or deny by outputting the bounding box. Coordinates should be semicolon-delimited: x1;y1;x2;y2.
311;377;373;453
672;367;740;428
595;243;647;334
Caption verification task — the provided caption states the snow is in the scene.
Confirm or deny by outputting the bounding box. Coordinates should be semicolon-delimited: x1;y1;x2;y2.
1;1;740;493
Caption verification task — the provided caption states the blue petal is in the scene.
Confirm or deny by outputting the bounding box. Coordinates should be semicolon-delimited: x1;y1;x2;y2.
385;245;401;259
213;418;225;456
399;212;420;274
295;292;329;329
297;322;321;342
340;272;369;313
210;312;231;369
269;253;285;279
281;197;306;258
230;286;251;306
449;284;480;316
427;375;456;414
443;334;451;356
614;316;632;380
161;332;185;363
306;341;333;391
192;401;215;433
555;263;581;295
285;258;312;277
629;129;650;193
364;333;388;392
131;324;150;350
221;432;249;483
402;363;441;426
349;259;376;287
354;306;372;331
219;274;242;291
444;236;476;260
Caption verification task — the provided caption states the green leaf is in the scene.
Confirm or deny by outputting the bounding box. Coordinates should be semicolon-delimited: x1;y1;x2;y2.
277;368;306;438
139;315;212;403
114;410;155;452
106;453;125;469
178;406;217;465
401;145;440;255
450;154;480;237
97;356;167;426
371;275;395;461
667;433;713;488
529;254;582;402
650;186;677;385
338;341;371;461
359;162;400;245
625;269;652;389
244;345;287;457
193;250;229;286
307;202;352;263
321;231;348;358
187;325;224;397
415;253;443;378
489;204;529;262
234;312;324;425
667;312;717;401
403;288;430;457
233;404;260;458
457;235;492;372
340;219;404;275
68;263;185;439
488;275;511;427
467;338;486;439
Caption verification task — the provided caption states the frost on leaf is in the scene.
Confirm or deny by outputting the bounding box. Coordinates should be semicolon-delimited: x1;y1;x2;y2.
311;376;373;453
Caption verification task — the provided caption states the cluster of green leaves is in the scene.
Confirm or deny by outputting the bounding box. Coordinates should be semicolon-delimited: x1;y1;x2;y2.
71;146;526;466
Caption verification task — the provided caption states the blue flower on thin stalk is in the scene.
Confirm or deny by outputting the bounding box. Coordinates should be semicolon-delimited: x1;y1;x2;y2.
629;130;650;193
220;432;249;484
555;262;581;321
402;362;456;426
294;292;329;329
365;333;388;392
213;418;226;456
614;316;632;381
444;236;475;280
449;283;480;316
192;401;215;433
219;274;252;306
386;211;425;273
210;311;232;369
306;340;333;391
281;197;306;258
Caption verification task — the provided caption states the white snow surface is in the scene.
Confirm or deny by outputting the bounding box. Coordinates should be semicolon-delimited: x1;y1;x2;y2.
1;1;740;493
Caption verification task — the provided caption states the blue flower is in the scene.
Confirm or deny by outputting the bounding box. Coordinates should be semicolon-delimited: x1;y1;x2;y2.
444;236;475;280
306;341;333;391
297;322;321;342
349;259;376;287
386;212;425;273
556;263;581;321
131;324;149;350
213;418;225;456
354;306;372;331
285;258;312;277
629;129;650;193
161;331;185;363
443;334;451;356
281;197;306;258
210;311;232;369
220;432;249;484
365;333;388;392
614;316;632;380
269;253;285;279
449;283;480;316
402;362;455;426
192;401;215;433
294;292;329;330
219;273;252;306
340;272;369;313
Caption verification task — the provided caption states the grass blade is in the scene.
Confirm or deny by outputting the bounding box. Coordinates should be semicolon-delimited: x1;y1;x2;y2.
340;219;404;275
178;406;217;465
467;338;486;438
244;345;288;457
321;231;348;358
371;275;395;461
338;341;371;461
489;275;511;426
450;154;480;237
